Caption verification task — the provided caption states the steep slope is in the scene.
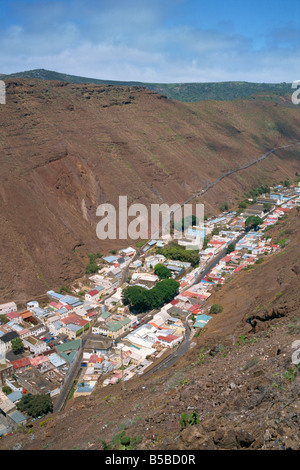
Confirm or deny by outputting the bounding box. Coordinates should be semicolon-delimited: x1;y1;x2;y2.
0;209;299;451
0;78;300;303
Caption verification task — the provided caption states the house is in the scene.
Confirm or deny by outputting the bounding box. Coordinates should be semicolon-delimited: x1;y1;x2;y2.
156;334;182;348
85;289;101;302
0;390;16;416
23;335;47;355
7;410;27;429
120;247;136;257
243;204;264;218
0;331;19;355
27;300;39;310
0;302;17;315
61;314;90;339
84;337;113;355
193;314;212;328
0;354;14;386
56;339;81;364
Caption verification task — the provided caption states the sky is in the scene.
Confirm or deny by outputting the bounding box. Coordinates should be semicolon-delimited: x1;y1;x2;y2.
0;0;300;83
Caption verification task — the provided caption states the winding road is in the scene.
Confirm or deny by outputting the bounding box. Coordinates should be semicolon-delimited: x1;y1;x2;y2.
55;139;300;410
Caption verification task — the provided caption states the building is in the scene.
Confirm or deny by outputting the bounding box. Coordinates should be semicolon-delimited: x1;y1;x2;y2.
85;289;101;302
0;331;19;355
0;302;17;315
23;335;47;355
0;354;14;386
243;204;264;218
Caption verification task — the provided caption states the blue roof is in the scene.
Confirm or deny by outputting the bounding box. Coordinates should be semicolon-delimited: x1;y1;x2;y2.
8;410;27;424
7;390;23;402
57;308;68;314
194;314;212;328
103;255;118;263
47;290;64;300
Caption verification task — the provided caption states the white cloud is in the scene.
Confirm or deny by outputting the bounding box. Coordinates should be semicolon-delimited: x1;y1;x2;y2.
0;1;299;83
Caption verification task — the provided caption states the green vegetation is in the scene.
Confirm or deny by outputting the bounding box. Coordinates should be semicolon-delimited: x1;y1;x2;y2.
0;314;9;324
122;278;180;313
86;252;102;274
2;386;12;395
209;304;223;314
154;263;172;279
136;240;147;247
226;243;235;254
17;394;53;418
11;337;24;355
219;202;229;212
156;241;199;267
179;411;200;430
101;430;142;450
59;285;72;294
245;215;263;231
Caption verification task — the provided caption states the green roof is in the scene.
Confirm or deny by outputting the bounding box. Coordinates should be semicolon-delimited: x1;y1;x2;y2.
100;311;111;320
56;339;81;352
107;317;130;332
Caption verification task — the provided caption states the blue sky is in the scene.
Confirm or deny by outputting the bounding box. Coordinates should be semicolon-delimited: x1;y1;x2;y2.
0;0;299;83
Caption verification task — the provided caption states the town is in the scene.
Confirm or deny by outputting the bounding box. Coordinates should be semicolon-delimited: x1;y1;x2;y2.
0;181;299;435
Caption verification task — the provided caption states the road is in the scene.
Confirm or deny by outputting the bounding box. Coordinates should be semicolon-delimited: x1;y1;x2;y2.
55;140;300;410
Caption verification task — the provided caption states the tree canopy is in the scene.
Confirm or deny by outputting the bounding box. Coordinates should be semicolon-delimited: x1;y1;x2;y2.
11;337;24;355
156;241;199;267
17;394;53;418
122;278;180;313
245;215;263;231
154;263;172;279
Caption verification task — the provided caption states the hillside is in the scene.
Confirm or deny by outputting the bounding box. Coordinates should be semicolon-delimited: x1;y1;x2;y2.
1;209;300;451
0;77;300;303
0;69;293;102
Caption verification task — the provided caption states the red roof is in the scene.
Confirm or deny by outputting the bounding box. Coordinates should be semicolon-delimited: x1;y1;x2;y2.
87;310;97;317
234;264;245;273
6;311;20;319
208;240;226;245
11;357;31;369
49;301;64;309
88;289;99;297
157;334;179;343
89;354;98;363
170;299;179;306
61;314;89;327
189;304;202;312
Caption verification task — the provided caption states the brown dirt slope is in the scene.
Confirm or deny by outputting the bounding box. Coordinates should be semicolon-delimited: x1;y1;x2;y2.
0;78;300;303
1;209;300;451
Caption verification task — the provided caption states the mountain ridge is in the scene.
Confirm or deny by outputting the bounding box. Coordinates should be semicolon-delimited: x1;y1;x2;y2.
0;68;293;102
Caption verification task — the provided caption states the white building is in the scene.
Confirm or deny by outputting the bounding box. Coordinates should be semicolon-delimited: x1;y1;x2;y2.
0;302;17;315
23;336;47;355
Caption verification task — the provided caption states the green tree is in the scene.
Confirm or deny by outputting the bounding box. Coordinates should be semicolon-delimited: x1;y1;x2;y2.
154;263;172;279
226;243;235;254
122;279;180;313
245;215;263;231
209;304;223;314
219;202;229;212
17;394;53;418
263;203;272;213
11;337;24;355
